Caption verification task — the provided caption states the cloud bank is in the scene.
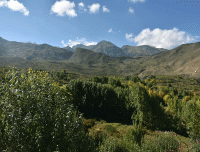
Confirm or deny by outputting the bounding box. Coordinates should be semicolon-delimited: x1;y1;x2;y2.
126;28;200;49
62;38;97;47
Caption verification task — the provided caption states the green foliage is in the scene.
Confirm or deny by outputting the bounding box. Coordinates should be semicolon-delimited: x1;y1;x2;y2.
168;87;178;96
141;132;179;152
125;124;146;147
50;69;67;81
108;77;122;87
148;75;156;79
88;76;109;84
66;79;128;123
98;134;128;152
83;119;96;133
192;86;197;91
181;99;200;143
189;141;200;152
182;90;190;97
167;83;172;87
124;75;141;83
130;84;168;131
105;125;118;135
0;67;96;152
147;82;153;88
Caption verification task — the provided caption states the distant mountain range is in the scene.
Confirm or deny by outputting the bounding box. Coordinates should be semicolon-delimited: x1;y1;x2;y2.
64;40;168;58
0;37;73;61
2;36;200;79
0;36;168;62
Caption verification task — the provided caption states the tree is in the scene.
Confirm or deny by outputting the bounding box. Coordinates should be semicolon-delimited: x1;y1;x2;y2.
131;84;167;131
0;67;96;152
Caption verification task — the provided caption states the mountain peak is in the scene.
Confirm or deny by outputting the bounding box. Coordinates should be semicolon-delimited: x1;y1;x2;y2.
0;37;6;41
99;40;114;45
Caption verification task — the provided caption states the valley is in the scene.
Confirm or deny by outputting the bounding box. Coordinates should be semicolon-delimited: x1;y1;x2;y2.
1;37;200;151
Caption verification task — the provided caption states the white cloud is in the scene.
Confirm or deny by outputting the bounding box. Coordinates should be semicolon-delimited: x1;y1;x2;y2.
128;7;134;14
78;2;87;13
88;3;100;14
108;28;113;33
0;0;29;16
126;33;134;41
102;5;110;13
61;40;67;47
125;28;200;49
51;0;77;18
62;38;97;47
84;41;98;46
0;0;6;7
128;0;146;3
78;2;84;7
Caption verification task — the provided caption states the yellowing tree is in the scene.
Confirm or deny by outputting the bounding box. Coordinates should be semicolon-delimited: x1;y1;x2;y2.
158;90;165;99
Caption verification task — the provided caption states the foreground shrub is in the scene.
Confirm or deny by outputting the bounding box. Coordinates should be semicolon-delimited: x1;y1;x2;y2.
189;140;200;152
181;99;200;143
124;124;146;147
0;67;96;152
98;134;128;152
141;132;179;152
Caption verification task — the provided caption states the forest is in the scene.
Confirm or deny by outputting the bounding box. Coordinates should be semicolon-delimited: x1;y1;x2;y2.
0;66;200;152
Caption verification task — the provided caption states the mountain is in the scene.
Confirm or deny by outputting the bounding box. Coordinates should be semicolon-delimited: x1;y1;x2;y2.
0;37;73;61
68;47;121;65
121;45;168;57
72;44;95;51
137;41;200;77
91;40;126;57
64;46;75;52
2;36;200;79
69;42;167;58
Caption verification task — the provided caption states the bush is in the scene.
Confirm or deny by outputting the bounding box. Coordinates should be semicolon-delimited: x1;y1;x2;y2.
98;134;128;152
141;132;179;151
83;119;96;133
105;125;118;135
181;99;200;143
125;124;146;147
0;67;96;152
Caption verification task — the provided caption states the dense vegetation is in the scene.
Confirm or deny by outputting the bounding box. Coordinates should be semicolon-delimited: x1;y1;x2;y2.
0;67;200;151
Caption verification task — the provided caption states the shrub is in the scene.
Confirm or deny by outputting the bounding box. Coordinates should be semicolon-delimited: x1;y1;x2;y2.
83;119;96;133
104;125;118;136
0;67;96;152
181;99;200;143
124;124;146;147
141;132;179;151
98;134;128;152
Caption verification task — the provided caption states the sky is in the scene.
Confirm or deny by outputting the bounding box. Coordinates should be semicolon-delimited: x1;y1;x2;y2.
0;0;200;50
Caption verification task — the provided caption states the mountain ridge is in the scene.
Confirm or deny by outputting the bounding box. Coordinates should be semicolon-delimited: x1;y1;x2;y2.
2;36;200;79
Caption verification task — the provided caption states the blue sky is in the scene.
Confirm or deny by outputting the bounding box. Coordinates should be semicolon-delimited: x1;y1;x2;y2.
0;0;200;50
